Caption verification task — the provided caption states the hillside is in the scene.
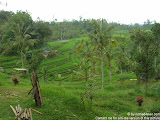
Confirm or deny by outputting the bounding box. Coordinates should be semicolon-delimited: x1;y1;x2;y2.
1;38;160;120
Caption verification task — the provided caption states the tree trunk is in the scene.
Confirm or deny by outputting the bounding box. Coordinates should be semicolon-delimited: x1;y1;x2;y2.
137;76;141;84
109;62;113;84
43;68;47;82
21;48;24;69
146;79;149;91
21;48;27;77
85;70;88;87
89;62;91;78
101;51;104;90
61;29;63;40
58;76;62;86
121;69;123;74
32;71;43;107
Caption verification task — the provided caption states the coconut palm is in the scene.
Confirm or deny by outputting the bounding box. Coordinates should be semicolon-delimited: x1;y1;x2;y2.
89;19;117;89
1;11;37;68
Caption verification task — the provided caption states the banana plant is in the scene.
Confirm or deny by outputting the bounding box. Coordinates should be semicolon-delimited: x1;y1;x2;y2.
73;58;91;87
73;38;101;87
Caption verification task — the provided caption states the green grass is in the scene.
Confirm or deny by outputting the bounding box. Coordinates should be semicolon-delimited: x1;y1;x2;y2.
48;41;63;48
0;56;18;61
1;72;160;119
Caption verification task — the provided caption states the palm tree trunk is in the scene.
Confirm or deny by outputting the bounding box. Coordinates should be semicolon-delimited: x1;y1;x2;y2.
109;62;112;84
85;70;88;87
146;79;148;91
137;76;141;84
21;48;24;69
101;51;104;90
61;29;63;40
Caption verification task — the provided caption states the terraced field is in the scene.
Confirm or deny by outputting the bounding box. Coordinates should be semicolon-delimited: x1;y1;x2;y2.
44;38;84;81
0;56;21;74
0;38;85;82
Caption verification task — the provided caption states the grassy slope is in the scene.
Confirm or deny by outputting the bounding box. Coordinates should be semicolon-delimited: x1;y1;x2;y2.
1;72;160;120
1;37;160;119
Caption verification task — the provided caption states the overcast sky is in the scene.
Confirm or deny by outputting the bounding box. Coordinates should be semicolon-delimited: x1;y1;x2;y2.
0;0;160;24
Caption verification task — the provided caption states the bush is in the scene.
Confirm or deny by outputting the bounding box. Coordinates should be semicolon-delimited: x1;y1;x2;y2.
27;50;45;72
146;85;160;98
150;102;160;113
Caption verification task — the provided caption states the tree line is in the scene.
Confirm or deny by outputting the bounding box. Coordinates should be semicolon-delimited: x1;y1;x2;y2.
0;10;155;43
73;19;160;91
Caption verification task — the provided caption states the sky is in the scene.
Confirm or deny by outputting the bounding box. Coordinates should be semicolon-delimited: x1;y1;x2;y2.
0;0;160;24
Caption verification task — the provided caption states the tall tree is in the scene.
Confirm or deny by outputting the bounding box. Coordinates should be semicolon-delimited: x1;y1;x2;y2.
0;10;13;25
114;36;130;73
104;30;118;84
26;50;44;107
34;21;52;41
1;12;53;68
89;19;114;90
130;28;159;91
151;23;160;80
2;11;33;68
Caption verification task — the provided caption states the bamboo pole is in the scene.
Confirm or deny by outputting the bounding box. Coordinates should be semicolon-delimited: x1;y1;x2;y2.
23;108;27;119
29;108;33;120
16;106;18;112
27;109;30;118
10;105;17;116
25;109;28;119
31;108;42;115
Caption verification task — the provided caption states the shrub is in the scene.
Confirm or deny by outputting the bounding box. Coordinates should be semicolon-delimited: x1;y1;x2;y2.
150;102;160;113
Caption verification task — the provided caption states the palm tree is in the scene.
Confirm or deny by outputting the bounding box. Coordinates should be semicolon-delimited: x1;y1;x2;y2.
1;11;36;68
89;19;115;89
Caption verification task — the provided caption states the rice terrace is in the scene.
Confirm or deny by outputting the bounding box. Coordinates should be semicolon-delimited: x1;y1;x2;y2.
1;9;160;120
